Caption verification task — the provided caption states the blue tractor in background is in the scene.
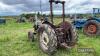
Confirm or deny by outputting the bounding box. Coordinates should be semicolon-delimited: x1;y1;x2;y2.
73;8;100;36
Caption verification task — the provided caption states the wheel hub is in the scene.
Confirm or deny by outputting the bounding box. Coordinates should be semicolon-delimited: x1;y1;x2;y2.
87;24;97;33
40;31;49;50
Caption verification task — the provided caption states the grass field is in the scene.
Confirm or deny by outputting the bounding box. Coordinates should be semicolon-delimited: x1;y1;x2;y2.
0;19;100;56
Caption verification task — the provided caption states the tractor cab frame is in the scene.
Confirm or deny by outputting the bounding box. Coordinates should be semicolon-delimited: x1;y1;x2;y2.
49;0;65;24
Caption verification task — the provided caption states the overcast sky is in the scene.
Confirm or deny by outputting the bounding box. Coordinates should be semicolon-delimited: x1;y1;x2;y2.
0;0;100;16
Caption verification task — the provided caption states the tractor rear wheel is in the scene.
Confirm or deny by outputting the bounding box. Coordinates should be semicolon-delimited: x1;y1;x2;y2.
39;24;57;54
83;20;100;36
59;21;78;47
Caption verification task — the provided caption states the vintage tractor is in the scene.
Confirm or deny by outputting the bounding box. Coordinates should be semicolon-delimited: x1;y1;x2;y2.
73;8;100;36
16;15;26;23
0;18;6;24
28;0;77;55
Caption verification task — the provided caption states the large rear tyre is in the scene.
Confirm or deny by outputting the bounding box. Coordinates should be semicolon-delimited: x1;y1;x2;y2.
83;20;100;36
39;24;57;54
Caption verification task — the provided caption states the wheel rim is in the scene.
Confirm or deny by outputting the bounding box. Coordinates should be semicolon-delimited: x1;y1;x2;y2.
87;24;97;33
40;31;49;50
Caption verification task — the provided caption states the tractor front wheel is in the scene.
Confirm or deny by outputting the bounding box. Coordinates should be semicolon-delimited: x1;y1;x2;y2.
28;31;34;42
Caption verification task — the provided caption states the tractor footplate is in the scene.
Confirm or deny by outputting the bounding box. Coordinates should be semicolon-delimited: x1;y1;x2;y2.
60;43;71;48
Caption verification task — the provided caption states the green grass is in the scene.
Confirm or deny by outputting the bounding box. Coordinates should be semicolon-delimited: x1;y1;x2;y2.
0;19;100;56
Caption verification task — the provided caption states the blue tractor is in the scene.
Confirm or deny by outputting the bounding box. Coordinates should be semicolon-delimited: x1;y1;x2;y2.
73;8;100;36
